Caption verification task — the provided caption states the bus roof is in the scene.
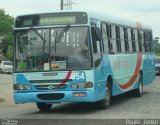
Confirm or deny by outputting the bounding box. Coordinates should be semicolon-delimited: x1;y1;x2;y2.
15;10;152;30
86;10;152;30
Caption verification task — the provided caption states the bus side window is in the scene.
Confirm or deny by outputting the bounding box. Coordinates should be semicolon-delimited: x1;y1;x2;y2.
101;23;109;53
111;25;117;53
107;24;113;52
134;29;139;52
144;31;150;52
138;30;145;52
91;27;101;53
149;32;153;52
124;27;129;53
138;30;142;52
120;26;125;53
116;26;121;52
147;32;151;52
131;29;136;52
127;27;132;53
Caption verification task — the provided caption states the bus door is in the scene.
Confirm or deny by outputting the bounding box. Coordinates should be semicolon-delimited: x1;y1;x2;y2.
90;20;103;70
90;20;105;99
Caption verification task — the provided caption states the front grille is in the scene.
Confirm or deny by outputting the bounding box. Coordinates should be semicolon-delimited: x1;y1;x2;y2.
35;84;67;90
37;93;64;100
29;79;72;90
29;79;72;84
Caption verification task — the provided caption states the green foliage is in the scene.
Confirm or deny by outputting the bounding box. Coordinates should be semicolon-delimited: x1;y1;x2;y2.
0;9;14;60
6;45;13;61
0;9;14;37
153;37;160;56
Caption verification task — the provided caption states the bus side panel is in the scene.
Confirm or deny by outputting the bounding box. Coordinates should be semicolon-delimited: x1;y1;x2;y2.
94;55;111;101
109;54;140;95
94;55;125;101
142;53;156;85
107;53;155;97
95;53;152;98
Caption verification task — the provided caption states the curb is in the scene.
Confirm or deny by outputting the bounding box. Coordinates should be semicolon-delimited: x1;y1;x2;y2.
0;97;4;103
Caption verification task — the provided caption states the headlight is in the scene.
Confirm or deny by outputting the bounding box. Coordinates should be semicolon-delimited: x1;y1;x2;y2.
13;84;32;91
71;82;93;89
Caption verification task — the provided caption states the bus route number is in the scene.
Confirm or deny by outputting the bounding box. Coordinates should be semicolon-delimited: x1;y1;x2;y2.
72;72;85;80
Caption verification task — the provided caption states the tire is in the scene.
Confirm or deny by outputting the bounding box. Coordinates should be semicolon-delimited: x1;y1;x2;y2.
36;103;52;111
96;82;112;109
133;73;143;97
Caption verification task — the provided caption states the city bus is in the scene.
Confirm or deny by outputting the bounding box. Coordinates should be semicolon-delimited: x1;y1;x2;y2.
13;11;156;111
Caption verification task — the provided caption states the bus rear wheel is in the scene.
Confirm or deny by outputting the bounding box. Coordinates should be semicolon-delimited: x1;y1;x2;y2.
36;103;52;111
133;73;143;97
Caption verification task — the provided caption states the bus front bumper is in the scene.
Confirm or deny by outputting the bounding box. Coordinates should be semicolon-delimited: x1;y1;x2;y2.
14;91;95;104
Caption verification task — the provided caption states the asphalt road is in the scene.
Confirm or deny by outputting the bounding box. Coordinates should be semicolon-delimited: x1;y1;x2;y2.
0;73;160;120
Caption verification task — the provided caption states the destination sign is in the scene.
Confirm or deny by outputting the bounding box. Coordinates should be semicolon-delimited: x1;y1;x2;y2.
39;16;76;25
15;12;88;27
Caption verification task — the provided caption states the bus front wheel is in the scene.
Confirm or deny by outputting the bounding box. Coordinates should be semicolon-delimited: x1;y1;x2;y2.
36;103;52;111
96;82;112;109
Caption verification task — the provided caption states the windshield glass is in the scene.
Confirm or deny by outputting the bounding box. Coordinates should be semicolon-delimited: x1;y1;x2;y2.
15;27;91;72
4;62;13;65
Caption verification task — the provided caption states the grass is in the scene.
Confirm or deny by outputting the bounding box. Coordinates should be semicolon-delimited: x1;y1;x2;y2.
155;53;160;57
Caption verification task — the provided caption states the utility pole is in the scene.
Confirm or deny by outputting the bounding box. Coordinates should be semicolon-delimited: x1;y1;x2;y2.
60;0;77;10
64;0;72;10
60;0;64;10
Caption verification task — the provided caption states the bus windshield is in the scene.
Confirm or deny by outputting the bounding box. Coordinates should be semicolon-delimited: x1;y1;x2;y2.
15;26;91;72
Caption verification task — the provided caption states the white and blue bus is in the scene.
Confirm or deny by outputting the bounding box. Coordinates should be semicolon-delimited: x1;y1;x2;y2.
13;11;155;111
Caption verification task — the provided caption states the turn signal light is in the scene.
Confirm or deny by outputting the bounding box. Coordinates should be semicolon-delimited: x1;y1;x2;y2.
71;82;93;89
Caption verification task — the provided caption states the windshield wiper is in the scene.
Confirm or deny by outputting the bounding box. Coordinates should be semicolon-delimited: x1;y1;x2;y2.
55;25;71;43
30;27;46;52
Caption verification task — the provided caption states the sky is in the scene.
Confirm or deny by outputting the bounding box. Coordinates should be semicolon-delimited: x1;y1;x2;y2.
0;0;160;38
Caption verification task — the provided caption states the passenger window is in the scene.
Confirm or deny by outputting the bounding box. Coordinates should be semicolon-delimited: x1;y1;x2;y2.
101;23;109;53
127;28;132;52
144;31;150;52
138;30;144;52
124;27;129;52
107;24;112;51
131;29;136;52
111;25;117;53
120;26;125;53
116;26;121;52
102;23;107;39
91;27;101;53
134;29;139;52
149;32;153;52
138;30;141;52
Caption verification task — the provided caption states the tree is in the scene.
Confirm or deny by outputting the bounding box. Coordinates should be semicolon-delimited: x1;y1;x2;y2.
0;9;14;38
0;9;14;60
1;39;8;55
153;37;160;56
